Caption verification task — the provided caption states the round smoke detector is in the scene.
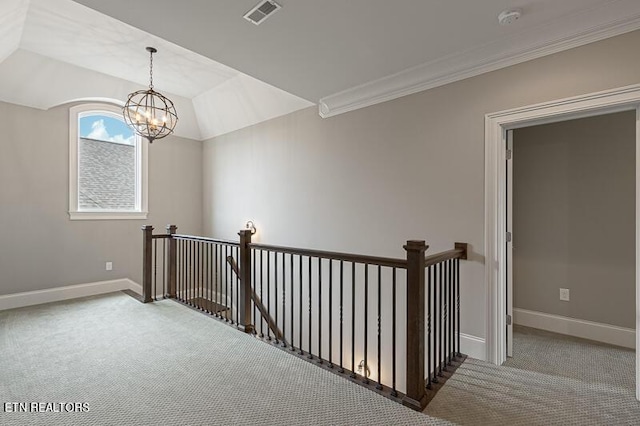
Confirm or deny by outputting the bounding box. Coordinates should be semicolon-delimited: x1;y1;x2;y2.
498;9;522;25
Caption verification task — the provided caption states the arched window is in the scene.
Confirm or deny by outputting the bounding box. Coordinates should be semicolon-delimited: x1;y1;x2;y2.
69;103;148;220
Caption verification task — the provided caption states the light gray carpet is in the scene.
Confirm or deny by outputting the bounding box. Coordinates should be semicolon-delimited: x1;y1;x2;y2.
0;292;450;426
504;325;635;389
426;325;640;425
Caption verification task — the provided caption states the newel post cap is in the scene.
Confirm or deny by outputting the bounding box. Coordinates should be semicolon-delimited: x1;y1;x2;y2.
403;240;428;252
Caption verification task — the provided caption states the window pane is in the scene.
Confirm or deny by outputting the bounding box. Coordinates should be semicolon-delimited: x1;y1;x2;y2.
78;114;137;210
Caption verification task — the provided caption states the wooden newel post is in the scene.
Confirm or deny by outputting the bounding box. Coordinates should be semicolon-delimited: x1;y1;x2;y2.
403;240;428;411
141;225;154;303
166;225;178;298
238;229;254;334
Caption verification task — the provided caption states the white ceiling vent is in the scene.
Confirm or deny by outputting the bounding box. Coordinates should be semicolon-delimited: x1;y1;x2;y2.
243;1;281;25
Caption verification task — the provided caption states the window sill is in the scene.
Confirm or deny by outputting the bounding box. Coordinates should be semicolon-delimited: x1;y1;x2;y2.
69;211;149;221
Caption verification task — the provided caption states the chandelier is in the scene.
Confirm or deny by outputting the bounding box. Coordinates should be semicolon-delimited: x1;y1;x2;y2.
123;47;178;143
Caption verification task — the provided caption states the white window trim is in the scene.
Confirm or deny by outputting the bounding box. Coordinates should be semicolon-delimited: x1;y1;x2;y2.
69;103;148;220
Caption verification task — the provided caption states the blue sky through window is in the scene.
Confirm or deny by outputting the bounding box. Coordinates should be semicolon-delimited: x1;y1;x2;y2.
80;114;135;145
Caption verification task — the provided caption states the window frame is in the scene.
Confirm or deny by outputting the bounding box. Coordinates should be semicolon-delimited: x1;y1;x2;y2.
69;103;148;220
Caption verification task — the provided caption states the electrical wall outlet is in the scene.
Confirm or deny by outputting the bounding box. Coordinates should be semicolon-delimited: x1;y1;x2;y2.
559;288;570;301
106;262;113;271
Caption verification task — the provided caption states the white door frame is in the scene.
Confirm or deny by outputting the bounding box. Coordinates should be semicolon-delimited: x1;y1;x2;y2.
484;84;640;400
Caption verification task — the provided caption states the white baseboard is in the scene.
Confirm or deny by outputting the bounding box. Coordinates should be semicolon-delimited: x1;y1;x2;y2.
461;333;486;361
514;308;635;349
0;279;142;311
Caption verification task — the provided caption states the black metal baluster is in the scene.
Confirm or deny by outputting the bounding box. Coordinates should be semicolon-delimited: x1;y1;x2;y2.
456;258;461;357
153;238;157;301
274;252;279;344
188;240;193;305
232;246;237;325
175;240;179;301
182;239;186;302
221;243;224;318
202;242;213;314
232;245;236;323
217;243;221;318
308;256;312;358
443;260;448;371
215;243;218;314
192;240;196;307
211;243;214;313
193;240;196;305
202;242;206;310
446;260;451;367
339;260;344;373
162;239;166;298
194;241;198;308
427;265;432;390
317;257;322;364
220;244;224;318
391;267;397;397
200;242;204;312
290;253;295;350
237;246;241;326
452;258;456;358
232;246;236;324
439;261;444;376
448;259;453;365
328;260;333;368
197;242;202;310
225;245;230;322
272;252;278;342
180;240;184;301
267;251;272;339
363;264;369;384
298;254;303;355
260;250;264;337
203;243;208;313
253;248;257;333
177;240;181;301
204;243;209;313
350;263;356;379
376;265;382;390
433;263;439;383
209;243;216;315
228;245;232;322
229;244;233;322
282;251;287;347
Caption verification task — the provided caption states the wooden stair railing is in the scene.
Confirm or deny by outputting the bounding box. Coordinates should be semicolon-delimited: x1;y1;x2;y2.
142;224;469;412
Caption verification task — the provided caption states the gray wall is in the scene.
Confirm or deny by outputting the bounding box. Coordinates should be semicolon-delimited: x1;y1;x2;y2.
0;101;202;295
203;30;640;339
513;112;635;328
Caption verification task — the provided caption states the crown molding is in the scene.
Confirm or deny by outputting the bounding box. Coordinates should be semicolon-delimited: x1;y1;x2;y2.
318;1;640;118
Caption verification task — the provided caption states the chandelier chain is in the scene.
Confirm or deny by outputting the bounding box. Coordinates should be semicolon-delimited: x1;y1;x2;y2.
149;50;154;89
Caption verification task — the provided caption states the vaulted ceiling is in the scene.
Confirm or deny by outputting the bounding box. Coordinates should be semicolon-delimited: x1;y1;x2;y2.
2;0;640;140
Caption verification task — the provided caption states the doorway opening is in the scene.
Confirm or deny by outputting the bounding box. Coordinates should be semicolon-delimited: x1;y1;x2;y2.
503;111;636;390
485;84;640;400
